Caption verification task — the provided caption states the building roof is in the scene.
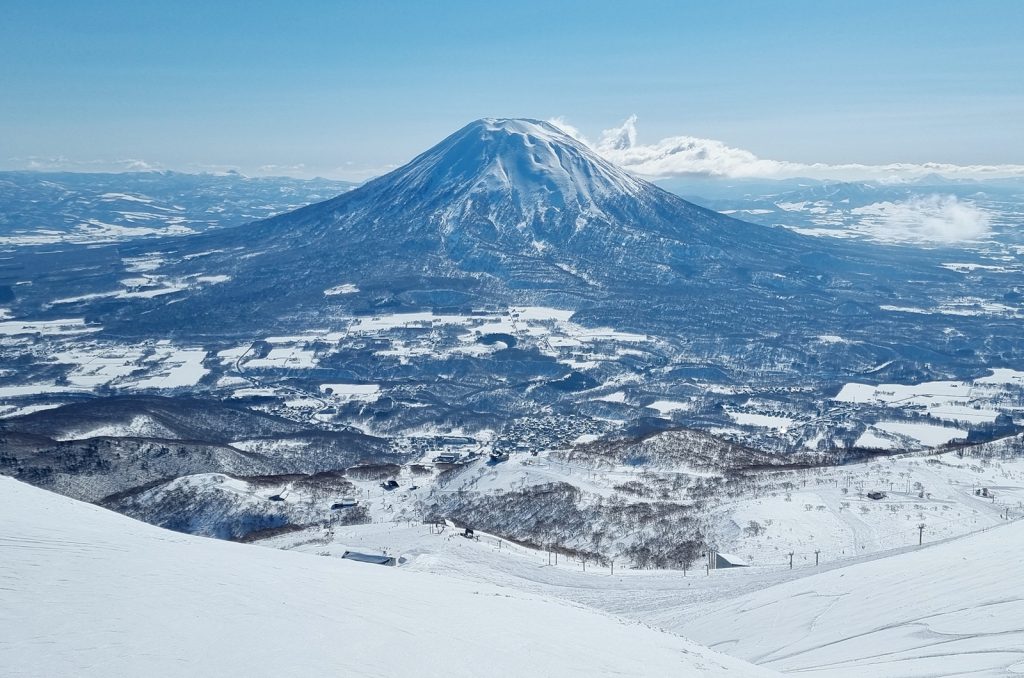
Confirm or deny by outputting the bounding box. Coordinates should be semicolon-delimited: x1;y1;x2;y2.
342;551;395;566
715;552;749;567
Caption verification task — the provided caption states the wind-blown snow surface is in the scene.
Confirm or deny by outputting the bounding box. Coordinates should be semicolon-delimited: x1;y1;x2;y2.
0;477;776;678
679;520;1024;677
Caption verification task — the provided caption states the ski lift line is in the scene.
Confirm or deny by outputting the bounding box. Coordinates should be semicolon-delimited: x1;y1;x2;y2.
359;508;1024;573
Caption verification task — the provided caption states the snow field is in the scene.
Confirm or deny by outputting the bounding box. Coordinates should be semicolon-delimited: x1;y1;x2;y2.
0;476;777;678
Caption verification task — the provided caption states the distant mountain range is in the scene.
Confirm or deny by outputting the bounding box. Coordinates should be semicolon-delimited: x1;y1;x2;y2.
0;170;357;244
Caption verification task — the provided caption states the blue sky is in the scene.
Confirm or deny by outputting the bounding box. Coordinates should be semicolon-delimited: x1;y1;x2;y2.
2;0;1022;180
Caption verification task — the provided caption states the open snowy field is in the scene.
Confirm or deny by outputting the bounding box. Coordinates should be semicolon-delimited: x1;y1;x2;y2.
7;468;1024;677
834;369;1024;427
262;465;1024;677
679;519;1024;677
0;476;775;678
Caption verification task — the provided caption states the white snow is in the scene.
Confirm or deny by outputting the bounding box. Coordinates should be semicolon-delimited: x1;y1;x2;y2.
0;383;88;398
728;410;795;431
320;383;381;402
833;372;1016;425
941;262;1016;273
245;345;319;369
975;368;1024;385
99;192;154;203
231;387;278;398
648;399;691;415
511;305;575;322
124;347;208;390
0;222;194;246
49;344;148;387
816;334;850;345
49;273;230;306
0;477;776;678
679;519;1024;677
0;318;100;337
0;402;65;418
873;420;967;447
853;428;898;449
121;255;164;272
50;415;173;441
324;283;359;296
193;274;231;285
881;301;1021;318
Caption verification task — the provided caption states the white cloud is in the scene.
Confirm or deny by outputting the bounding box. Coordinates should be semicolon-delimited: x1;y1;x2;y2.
13;156;164;172
255;163;307;176
120;159;161;171
850;195;992;243
547;116;1024;181
595;114;637;152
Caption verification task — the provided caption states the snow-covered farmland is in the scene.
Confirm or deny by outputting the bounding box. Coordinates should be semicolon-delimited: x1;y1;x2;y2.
244;345;319;370
123;345;208;390
728;409;795;431
320;383;381;402
48;272;231;306
0;318;100;337
648;399;691;415
834;369;1024;427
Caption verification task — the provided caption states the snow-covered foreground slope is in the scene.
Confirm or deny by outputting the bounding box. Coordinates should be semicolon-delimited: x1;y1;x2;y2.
679;519;1024;677
0;476;776;678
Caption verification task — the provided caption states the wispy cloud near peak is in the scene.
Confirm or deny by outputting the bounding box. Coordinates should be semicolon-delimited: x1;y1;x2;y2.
549;116;1024;182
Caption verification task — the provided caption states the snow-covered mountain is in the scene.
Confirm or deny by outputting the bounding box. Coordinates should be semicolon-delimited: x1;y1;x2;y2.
332;117;653;222
4;118;1022;497
154;117;807;304
0;475;777;678
58;117;995;371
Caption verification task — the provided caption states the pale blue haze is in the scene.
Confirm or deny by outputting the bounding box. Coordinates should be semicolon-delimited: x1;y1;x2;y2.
1;0;1021;178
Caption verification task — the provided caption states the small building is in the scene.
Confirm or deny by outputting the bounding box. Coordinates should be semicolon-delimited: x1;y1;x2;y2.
380;479;399;490
867;491;887;500
713;552;749;569
342;551;396;567
433;452;462;464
